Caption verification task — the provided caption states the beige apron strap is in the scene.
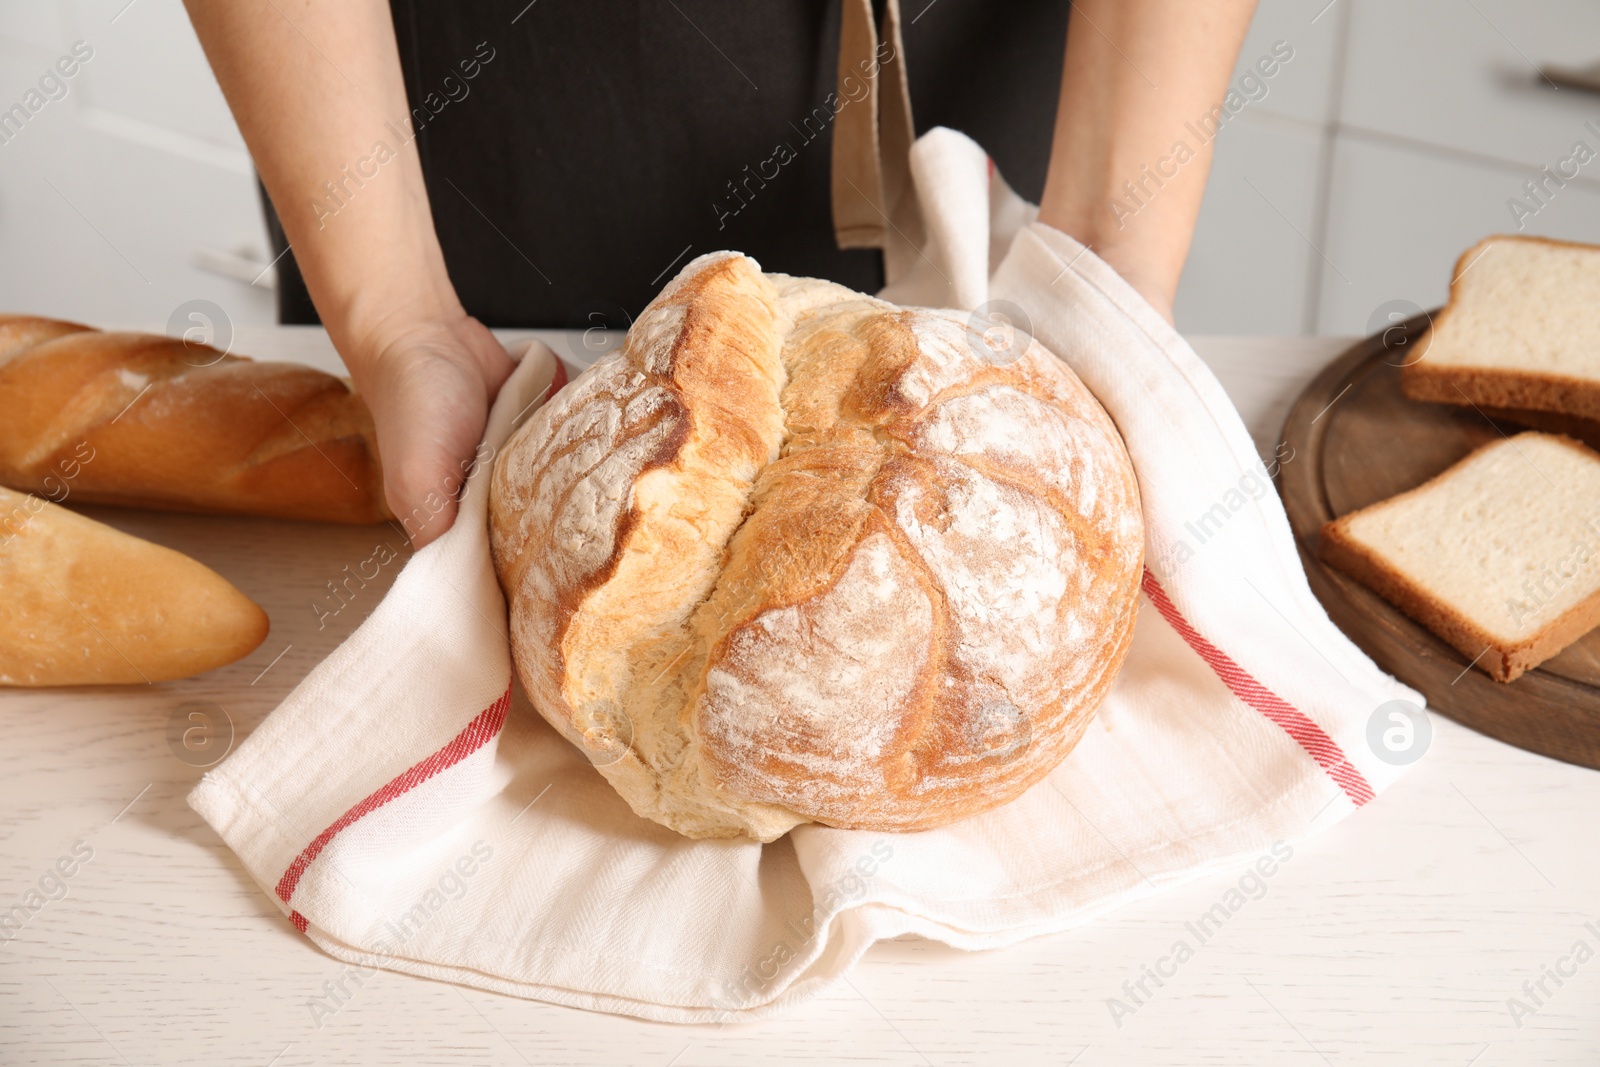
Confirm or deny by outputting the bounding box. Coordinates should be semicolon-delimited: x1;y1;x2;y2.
830;0;885;249
874;0;924;285
830;0;924;284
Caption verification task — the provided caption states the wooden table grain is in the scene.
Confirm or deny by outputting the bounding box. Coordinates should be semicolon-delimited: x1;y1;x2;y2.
2;330;1597;1066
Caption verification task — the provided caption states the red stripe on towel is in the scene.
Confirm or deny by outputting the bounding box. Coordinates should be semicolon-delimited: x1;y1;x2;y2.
1141;569;1375;806
274;685;512;912
275;357;562;932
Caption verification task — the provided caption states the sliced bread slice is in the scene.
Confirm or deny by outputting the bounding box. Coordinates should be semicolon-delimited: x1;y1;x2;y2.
1319;431;1600;682
1402;235;1600;421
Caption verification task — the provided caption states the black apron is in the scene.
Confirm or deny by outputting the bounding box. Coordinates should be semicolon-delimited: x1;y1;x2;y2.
265;0;1068;328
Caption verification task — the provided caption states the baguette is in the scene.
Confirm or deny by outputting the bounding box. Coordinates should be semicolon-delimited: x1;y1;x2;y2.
1401;235;1600;420
1318;432;1600;682
0;315;391;523
0;486;269;686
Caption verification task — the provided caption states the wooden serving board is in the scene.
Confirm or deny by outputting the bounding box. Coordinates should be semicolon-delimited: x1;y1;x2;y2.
1277;313;1600;770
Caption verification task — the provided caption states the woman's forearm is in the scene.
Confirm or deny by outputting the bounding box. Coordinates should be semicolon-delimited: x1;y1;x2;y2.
182;0;460;359
1039;0;1258;322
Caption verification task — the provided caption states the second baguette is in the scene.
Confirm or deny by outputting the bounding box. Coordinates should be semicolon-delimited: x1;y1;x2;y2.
0;486;269;685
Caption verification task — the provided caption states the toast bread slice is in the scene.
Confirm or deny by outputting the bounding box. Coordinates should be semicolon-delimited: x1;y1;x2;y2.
1401;235;1600;421
1319;432;1600;682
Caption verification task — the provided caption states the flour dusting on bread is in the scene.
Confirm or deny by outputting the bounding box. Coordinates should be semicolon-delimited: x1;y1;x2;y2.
490;252;1144;840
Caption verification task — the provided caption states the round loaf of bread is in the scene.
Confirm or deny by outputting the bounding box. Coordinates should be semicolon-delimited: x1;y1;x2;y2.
489;252;1143;841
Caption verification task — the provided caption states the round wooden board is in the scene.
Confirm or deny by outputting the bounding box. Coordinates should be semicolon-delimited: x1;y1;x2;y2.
1277;313;1600;770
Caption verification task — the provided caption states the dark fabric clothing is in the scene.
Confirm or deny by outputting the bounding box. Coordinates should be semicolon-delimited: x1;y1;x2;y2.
266;0;1068;328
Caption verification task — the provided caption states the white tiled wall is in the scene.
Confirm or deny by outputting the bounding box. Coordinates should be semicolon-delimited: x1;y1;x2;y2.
1176;0;1600;334
4;0;1597;336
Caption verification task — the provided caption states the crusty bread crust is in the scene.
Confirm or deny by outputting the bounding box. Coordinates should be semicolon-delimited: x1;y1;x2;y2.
1318;433;1600;682
0;315;391;523
490;252;1144;840
490;252;798;839
1401;361;1600;421
1400;234;1600;421
1475;405;1600;452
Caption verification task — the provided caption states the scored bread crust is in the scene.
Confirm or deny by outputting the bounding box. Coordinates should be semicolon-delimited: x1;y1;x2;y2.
489;252;1144;840
1400;234;1600;421
1318;433;1600;683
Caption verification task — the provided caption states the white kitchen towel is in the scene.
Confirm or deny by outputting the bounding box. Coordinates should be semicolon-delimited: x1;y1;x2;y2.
190;126;1421;1023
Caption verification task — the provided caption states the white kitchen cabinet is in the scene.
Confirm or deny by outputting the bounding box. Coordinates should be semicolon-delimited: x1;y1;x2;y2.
1317;130;1600;334
1229;0;1344;127
0;0;273;329
60;0;247;149
1175;111;1324;335
1341;0;1600;169
1184;0;1600;335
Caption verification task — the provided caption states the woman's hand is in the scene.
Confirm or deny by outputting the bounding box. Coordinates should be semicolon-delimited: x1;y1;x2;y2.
348;313;513;546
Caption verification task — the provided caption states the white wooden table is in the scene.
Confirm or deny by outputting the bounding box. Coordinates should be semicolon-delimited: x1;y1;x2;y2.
3;330;1597;1066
